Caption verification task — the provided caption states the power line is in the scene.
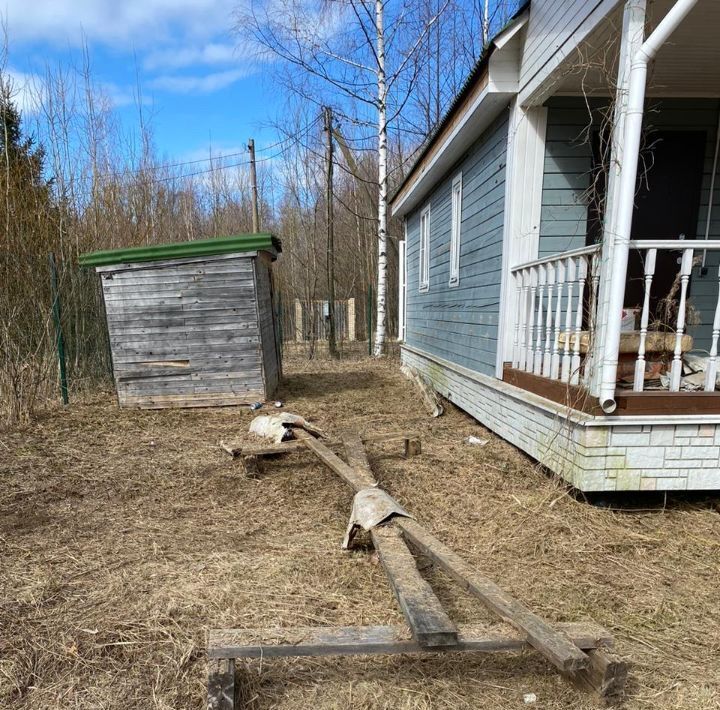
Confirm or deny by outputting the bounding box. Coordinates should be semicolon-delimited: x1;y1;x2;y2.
80;116;324;185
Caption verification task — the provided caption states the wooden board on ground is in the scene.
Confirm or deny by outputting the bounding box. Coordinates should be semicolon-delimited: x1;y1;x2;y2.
220;431;421;459
208;621;613;660
301;433;591;674
344;434;458;648
395;517;590;673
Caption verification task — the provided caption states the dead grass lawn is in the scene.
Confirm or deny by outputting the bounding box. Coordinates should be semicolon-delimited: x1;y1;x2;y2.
1;350;719;709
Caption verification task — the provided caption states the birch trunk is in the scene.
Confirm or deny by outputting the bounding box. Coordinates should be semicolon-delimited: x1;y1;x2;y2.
373;0;388;357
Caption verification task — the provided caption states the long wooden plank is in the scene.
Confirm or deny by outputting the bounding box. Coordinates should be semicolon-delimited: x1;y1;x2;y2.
344;434;458;648
208;622;613;660
370;526;459;647
299;434;590;673
396;517;589;673
227;432;421;459
299;433;376;490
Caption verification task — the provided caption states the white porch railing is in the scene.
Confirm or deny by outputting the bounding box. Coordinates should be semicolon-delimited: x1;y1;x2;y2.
510;240;720;395
628;240;720;393
511;245;600;386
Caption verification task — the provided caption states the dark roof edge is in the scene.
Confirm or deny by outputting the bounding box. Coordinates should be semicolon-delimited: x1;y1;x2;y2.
389;0;530;207
79;233;281;268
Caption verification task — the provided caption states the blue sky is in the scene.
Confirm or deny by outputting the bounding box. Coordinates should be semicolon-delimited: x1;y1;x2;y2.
4;0;283;163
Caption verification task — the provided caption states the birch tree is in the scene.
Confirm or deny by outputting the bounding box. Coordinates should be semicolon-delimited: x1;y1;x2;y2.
237;0;452;355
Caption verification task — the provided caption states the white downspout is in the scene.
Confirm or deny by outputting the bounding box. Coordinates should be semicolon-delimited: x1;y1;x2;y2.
598;0;700;414
590;0;646;396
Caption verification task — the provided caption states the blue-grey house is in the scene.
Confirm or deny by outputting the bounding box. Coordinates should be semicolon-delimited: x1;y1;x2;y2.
392;0;720;492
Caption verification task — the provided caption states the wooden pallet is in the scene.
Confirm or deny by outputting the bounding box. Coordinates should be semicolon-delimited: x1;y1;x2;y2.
208;431;628;709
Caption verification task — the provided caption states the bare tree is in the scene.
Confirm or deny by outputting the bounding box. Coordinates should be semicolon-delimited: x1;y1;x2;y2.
237;0;452;355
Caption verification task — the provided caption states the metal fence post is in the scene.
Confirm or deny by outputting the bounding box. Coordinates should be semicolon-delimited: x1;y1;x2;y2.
49;252;69;405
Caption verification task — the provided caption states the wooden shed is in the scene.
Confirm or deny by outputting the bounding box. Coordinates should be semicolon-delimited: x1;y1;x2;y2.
80;234;282;409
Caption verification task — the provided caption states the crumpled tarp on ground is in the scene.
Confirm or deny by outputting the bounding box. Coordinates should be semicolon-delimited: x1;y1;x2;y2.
342;487;413;549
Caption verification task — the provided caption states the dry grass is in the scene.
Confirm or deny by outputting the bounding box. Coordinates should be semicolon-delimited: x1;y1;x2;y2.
1;349;719;709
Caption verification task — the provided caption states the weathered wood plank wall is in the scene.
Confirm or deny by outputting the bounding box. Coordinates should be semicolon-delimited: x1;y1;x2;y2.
100;252;270;408
254;256;281;395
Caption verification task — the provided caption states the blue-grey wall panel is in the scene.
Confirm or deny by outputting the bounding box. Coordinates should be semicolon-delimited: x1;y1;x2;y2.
405;109;509;377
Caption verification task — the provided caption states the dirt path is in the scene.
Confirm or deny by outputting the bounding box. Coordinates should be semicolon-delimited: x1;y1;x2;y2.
1;352;719;708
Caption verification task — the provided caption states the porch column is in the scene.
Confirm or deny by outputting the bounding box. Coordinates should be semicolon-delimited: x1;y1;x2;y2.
597;0;699;413
496;101;548;378
589;0;646;396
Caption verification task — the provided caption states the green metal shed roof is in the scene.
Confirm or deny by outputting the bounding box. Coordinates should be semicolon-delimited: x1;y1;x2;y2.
79;233;281;267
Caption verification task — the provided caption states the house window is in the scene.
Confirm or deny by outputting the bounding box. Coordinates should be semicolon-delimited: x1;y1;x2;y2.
449;173;462;287
419;204;430;291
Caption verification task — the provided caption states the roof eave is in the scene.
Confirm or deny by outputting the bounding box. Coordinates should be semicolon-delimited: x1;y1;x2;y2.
390;7;529;219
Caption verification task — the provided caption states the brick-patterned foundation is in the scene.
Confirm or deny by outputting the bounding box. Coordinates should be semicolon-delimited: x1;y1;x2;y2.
402;345;720;492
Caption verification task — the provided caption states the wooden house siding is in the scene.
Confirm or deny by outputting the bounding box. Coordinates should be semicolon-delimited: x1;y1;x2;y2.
538;97;594;257
100;252;273;408
405;111;509;377
538;97;720;349
518;0;619;104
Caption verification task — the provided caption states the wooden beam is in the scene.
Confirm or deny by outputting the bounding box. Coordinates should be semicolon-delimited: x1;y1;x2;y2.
299;432;591;673
370;526;459;647
344;434;458;648
222;431;422;458
208;622;613;660
299;433;376;489
566;648;629;701
396;518;590;673
207;658;234;710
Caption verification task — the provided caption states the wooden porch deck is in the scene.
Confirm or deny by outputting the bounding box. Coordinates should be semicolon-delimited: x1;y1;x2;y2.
502;365;720;416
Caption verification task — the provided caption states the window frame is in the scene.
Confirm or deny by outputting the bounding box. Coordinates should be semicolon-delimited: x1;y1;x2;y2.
419;204;430;292
449;172;462;287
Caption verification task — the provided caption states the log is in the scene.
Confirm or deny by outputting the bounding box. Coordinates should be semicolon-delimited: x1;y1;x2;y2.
208;622;613;660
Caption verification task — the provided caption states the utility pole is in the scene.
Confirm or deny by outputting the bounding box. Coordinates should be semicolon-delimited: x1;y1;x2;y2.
324;106;338;357
248;138;260;233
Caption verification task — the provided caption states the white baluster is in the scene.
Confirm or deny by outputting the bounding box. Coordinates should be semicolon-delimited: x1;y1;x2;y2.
542;263;555;377
570;256;588;385
589;257;601;337
705;264;720;392
512;270;523;368
526;267;537;372
633;248;657;392
561;257;576;383
669;248;694;391
518;270;530;371
534;265;546;375
551;260;565;380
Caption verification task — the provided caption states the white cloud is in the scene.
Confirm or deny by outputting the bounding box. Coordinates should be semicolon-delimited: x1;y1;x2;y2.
100;81;153;108
143;42;241;71
2;0;239;47
148;67;251;94
2;68;42;113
